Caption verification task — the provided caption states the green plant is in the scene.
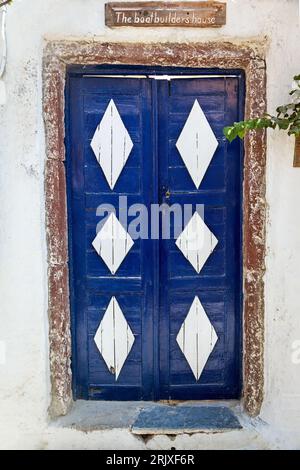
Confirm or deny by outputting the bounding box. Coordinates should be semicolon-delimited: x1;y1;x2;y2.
0;1;13;7
223;75;300;142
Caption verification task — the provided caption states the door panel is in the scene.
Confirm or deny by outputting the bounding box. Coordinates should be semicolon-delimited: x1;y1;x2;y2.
66;69;243;401
67;76;154;400
158;77;242;399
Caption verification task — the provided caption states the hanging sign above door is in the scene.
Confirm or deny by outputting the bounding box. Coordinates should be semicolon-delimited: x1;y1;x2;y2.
105;2;227;28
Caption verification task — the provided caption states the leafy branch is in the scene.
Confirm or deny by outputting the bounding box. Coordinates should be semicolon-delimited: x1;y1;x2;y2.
0;1;13;7
224;75;300;142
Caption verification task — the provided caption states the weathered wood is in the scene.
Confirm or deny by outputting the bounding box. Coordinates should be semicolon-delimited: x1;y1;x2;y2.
293;136;300;167
176;212;218;274
176;99;219;188
105;2;226;28
177;296;218;380
92;213;134;275
90;99;134;189
94;297;135;380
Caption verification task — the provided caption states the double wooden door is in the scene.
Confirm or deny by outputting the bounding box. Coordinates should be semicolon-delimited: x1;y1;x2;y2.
66;67;243;401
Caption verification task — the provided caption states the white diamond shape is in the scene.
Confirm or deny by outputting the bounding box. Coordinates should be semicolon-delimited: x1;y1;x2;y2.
94;297;135;380
91;99;133;190
175;212;218;274
176;99;218;189
177;296;218;380
92;213;134;275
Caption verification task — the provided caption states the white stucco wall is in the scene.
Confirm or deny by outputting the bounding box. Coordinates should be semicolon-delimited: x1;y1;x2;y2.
0;0;300;450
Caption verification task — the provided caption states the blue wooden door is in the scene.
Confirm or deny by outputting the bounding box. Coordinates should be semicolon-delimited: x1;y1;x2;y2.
66;67;243;401
157;78;243;399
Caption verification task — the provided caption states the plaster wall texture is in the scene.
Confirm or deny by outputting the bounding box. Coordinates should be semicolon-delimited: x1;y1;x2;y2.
0;0;300;449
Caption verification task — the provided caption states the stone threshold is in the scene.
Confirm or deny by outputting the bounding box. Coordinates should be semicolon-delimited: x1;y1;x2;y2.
131;404;241;435
52;400;242;434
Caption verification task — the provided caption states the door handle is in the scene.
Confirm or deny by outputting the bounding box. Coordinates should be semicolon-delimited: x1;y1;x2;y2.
160;186;171;202
165;189;171;199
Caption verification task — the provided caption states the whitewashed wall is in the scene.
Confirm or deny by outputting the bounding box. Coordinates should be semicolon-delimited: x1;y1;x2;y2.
0;0;300;450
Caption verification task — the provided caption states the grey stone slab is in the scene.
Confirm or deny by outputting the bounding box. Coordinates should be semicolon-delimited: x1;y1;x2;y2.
131;405;242;434
53;400;242;435
54;400;160;431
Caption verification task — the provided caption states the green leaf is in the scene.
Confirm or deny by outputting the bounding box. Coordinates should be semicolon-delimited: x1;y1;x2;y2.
245;121;256;130
277;118;290;130
223;73;300;142
223;126;238;142
0;0;13;6
277;105;288;115
288;125;300;135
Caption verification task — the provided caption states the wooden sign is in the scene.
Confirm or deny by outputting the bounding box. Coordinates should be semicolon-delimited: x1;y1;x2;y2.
105;2;227;28
294;136;300;168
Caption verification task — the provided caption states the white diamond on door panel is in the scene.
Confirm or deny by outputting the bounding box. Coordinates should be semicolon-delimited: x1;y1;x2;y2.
176;296;218;381
90;99;133;190
92;213;134;275
175;212;218;274
176;99;218;189
94;297;135;380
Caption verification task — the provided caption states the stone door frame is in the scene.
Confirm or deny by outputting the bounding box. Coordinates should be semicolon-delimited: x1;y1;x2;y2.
43;40;266;417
